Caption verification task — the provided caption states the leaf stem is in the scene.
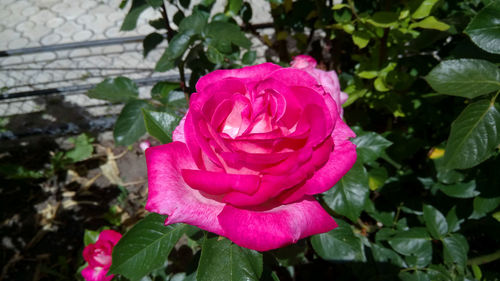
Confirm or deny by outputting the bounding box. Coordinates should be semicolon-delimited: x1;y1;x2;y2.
161;1;175;41
491;90;499;106
468;249;500;265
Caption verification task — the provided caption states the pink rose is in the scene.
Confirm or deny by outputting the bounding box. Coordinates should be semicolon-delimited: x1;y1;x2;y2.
145;59;356;251
82;230;122;281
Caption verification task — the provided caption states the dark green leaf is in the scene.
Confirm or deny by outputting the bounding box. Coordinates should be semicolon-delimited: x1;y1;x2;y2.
442;233;468;267
155;32;191;72
353;131;392;163
114;100;152;146
151;81;180;104
435;168;464;184
470;196;500;219
425;59;500;98
366;12;399;28
143;109;179;144
143;32;164;57
110;214;187;281
443;99;500;169
465;1;500;54
121;0;149;31
311;219;366;262
399;271;430;281
146;0;163;7
206;45;224;64
323;161;369;222
180;0;190;8
423;204;448;239
173;11;185;26
371;243;406;267
197;237;263;281
445;206;462;232
0;164;44;179
388;228;432;256
435;181;479;198
204;22;251;53
179;10;208;35
240;2;252;23
242;50;256;65
149;18;165;29
88;77;139;102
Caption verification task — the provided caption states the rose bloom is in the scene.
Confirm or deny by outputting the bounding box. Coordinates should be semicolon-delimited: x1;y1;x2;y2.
145;55;356;251
82;230;122;281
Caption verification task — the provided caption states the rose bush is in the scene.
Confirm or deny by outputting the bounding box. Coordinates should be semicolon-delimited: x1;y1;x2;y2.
82;230;122;281
145;56;357;251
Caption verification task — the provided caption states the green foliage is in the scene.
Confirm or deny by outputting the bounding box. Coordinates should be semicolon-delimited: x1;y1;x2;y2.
114;100;152;146
88;77;139;102
197;236;263;281
465;0;500;54
110;214;187;281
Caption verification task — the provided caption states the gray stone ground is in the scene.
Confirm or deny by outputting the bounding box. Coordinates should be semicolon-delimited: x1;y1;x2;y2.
0;0;271;125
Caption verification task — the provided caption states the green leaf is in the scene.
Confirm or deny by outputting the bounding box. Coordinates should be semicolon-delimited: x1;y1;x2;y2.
242;50;256;65
371;243;406;267
197;237;263;281
435;181;479;198
353;131;392;163
352;30;370;49
366;12;399;28
388;228;432;257
114;100;152;146
311;219;366;262
151;81;180;104
423;204;448;239
410;16;450;31
143;109;179;144
179;10;208;35
65;134;94;162
146;0;163;7
121;0;149;31
399;271;430;281
425;59;500;99
374;76;390;92
412;0;440;19
83;229;100;246
240;2;252;23
357;70;378;79
88;77;139;102
465;1;500;54
470;196;500;219
110;214;187;281
442;233;469;267
442;99;500;169
323;161;369;222
206;45;224;64
446;206;462;232
204;22;251;53
143;32;164;58
226;0;242;16
180;0;190;8
155;33;191;72
368;167;388;191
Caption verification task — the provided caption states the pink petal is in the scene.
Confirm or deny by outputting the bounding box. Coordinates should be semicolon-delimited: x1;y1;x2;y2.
217;197;337;251
290;55;317;69
181;169;260;195
196;63;281;93
145;142;225;234
81;266;113;281
172;114;187;143
98;230;121;246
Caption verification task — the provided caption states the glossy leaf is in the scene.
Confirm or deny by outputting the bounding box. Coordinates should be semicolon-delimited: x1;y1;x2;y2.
367;12;399;28
371;243;406;267
352;30;370;49
445;206;462;233
155;32;192;71
470;196;500;219
226;0;242;16
323;162;369;222
388;228;432;257
121;0;149;31
435;181;479;198
423;204;448;239
443;99;500;169
88;77;139;102
150;81;180;104
83;229;100;246
178;10;208;35
425;59;500;98
110;214;187;281
114;100;152;146
353;131;392;163
311;219;366;262
143;109;179;144
242;50;256;65
442;234;468;267
465;1;500;54
197;237;263;281
399;271;430;281
204;22;251;53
